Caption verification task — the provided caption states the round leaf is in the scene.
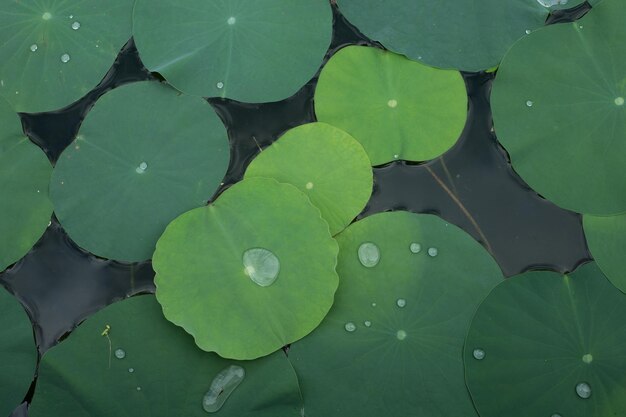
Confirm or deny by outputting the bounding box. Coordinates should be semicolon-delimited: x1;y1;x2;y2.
29;295;303;417
464;262;626;417
584;213;626;292
288;211;503;417
0;0;133;112
244;122;373;235
314;46;467;165
336;0;586;71
153;177;339;360
133;0;332;103
0;97;52;272
51;81;229;262
492;0;626;214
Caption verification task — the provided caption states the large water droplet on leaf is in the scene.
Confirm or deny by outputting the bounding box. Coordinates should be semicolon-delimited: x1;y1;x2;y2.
473;349;485;360
357;242;380;268
243;248;280;287
344;322;356;332
202;365;245;413
575;382;591;399
114;349;125;359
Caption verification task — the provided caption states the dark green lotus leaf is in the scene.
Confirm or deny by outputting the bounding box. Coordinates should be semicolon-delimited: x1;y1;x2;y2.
133;0;332;103
336;0;586;71
492;0;626;215
288;211;503;417
315;46;467;165
0;0;133;113
244;122;372;235
153;177;339;360
50;81;229;262
584;213;626;293
29;295;303;417
464;262;626;417
0;97;52;272
0;286;36;417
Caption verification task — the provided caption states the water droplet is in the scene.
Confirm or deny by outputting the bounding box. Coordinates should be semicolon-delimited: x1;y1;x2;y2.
409;243;421;253
427;247;438;257
576;382;591;399
243;248;280;287
216;81;224;89
615;97;624;106
358;242;380;268
525;29;531;34
135;162;148;174
536;0;568;7
393;154;399;159
473;349;485;360
71;21;81;30
396;298;406;308
305;182;314;190
396;330;407;340
202;365;245;412
60;53;70;63
344;322;356;332
136;386;141;391
114;348;126;359
227;16;236;25
42;12;52;20
582;353;593;364
30;44;38;52
364;320;371;327
526;100;534;107
371;302;377;307
128;368;134;373
387;99;398;108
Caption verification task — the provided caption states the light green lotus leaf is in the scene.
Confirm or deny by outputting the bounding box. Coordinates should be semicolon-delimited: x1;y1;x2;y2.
50;81;229;262
288;211;503;417
245;122;372;235
0;97;52;272
314;46;467;165
133;0;332;103
583;213;626;293
492;0;626;215
336;0;587;71
153;177;339;360
29;295;303;417
0;0;133;113
464;262;626;417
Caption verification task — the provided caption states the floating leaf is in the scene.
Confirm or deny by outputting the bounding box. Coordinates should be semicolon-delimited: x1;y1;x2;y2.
29;295;303;417
583;213;626;292
288;211;503;417
0;0;133;112
0;97;52;272
50;81;229;262
336;0;586;71
492;0;626;215
314;46;467;165
133;0;332;103
464;262;626;417
153;177;339;360
245;122;372;235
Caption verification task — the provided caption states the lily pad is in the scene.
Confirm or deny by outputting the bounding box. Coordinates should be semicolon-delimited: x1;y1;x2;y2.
492;0;626;215
0;97;52;272
0;286;36;417
50;81;229;262
288;211;503;417
464;262;626;417
583;213;626;292
336;0;586;71
29;295;304;417
314;46;467;165
133;0;332;103
153;177;339;360
0;0;133;113
244;122;373;235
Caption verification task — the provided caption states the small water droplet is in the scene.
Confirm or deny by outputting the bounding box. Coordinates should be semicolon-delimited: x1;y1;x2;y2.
364;320;371;327
393;154;399;159
216;81;224;89
578;25;583;29
358;242;380;268
525;29;531;34
136;386;141;391
128;368;134;373
409;243;421;253
135;162;148;173
536;0;568;7
243;248;280;287
582;354;593;364
576;382;591;399
69;15;74;19
305;182;314;190
42;12;52;20
526;100;534;107
387;99;398;108
114;348;126;359
396;298;406;308
615;97;624;106
60;53;70;63
203;365;245;413
473;349;485;360
71;21;81;30
396;330;407;340
227;16;236;25
344;322;356;332
371;302;377;307
30;44;38;52
427;247;438;257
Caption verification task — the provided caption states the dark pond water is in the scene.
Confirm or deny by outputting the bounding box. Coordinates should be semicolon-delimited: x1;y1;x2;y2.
1;3;593;416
